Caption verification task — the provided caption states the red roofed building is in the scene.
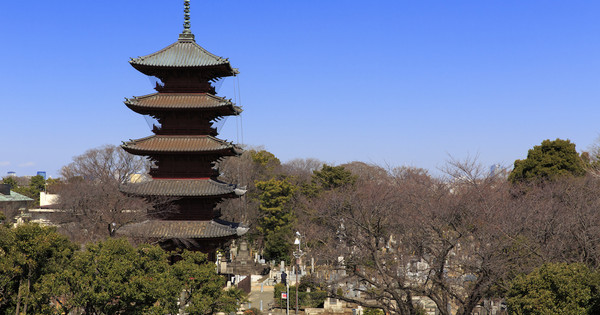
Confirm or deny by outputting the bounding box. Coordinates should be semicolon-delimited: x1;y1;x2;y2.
117;1;247;259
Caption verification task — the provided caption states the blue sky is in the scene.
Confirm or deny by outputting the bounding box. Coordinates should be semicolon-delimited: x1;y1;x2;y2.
1;1;599;178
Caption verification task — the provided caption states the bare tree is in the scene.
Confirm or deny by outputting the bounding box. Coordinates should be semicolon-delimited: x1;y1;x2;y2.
408;163;530;315
584;137;600;178
54;145;154;243
304;174;427;314
282;158;325;182
342;161;391;184
60;144;147;183
512;176;600;268
555;177;600;267
217;150;261;227
303;161;537;315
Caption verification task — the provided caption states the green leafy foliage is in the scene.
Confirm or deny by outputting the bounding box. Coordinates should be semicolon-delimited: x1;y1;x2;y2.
256;178;297;262
363;308;385;315
172;250;246;314
302;164;357;197
36;238;245;315
264;228;294;263
298;273;322;292
39;238;181;314
507;263;600;315
298;290;327;308
0;223;76;314
273;283;288;308
0;227;243;315
313;164;357;190
251;150;281;167
250;150;281;180
509;139;586;183
29;175;45;193
256;179;297;234
273;284;326;309
0;177;18;190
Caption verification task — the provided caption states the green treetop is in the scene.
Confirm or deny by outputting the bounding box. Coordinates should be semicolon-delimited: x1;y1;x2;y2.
256;178;297;262
172;250;245;314
250;150;281;168
507;262;600;315
256;178;297;234
0;224;77;314
250;149;282;180
0;224;245;314
29;175;45;193
302;164;357;197
38;238;245;314
313;164;357;189
1;177;18;189
509;139;586;183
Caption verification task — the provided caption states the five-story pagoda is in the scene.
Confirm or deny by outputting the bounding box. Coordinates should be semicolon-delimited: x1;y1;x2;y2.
117;1;247;258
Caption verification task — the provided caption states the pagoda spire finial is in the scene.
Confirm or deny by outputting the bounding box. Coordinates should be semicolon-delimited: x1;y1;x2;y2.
179;0;195;41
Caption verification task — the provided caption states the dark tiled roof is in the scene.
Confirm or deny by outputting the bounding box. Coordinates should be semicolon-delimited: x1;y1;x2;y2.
121;135;242;155
120;178;237;197
124;93;242;114
130;38;236;75
116;219;248;239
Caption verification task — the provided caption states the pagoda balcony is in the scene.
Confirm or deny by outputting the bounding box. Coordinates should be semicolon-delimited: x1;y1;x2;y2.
150;171;219;179
148;168;220;179
155;126;218;136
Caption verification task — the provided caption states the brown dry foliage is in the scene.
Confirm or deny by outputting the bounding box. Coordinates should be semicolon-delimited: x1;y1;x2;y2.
54;145;163;243
295;159;600;315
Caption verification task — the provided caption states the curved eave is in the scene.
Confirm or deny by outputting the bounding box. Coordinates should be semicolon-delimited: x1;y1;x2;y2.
123;93;242;116
129;39;231;67
119;178;239;198
129;39;237;78
121;135;243;156
125;104;242;117
130;63;236;79
121;145;243;156
116;219;247;239
122;146;241;157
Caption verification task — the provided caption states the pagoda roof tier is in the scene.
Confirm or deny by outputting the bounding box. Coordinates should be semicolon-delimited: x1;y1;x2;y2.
129;37;238;78
120;178;246;197
121;135;242;155
124;93;242;115
116;219;248;239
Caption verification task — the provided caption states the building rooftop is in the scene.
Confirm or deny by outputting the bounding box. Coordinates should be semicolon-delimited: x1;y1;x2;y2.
129;37;238;78
125;93;242;115
0;190;33;203
121;135;242;155
120;178;241;197
116;219;248;239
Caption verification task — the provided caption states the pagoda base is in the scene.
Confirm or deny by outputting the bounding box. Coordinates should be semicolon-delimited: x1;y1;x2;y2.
116;219;248;260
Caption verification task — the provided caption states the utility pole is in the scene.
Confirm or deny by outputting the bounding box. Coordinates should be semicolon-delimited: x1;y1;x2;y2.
293;231;305;315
